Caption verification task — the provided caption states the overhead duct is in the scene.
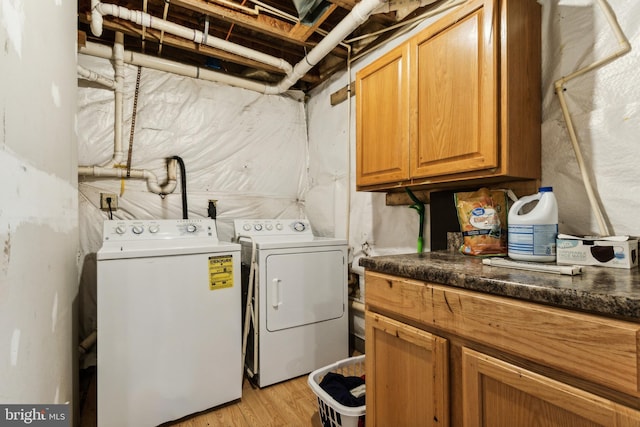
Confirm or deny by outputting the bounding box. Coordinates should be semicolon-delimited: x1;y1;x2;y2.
88;0;391;94
292;0;332;24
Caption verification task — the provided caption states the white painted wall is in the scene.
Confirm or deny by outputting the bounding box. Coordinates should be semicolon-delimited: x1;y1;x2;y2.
0;0;78;412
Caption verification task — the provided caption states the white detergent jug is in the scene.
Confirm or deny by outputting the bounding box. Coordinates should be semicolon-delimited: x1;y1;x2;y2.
508;187;558;262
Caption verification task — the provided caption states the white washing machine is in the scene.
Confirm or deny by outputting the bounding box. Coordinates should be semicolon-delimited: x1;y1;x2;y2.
97;219;241;427
234;219;348;388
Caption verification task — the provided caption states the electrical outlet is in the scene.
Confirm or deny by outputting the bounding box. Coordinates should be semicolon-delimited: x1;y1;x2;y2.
100;193;118;211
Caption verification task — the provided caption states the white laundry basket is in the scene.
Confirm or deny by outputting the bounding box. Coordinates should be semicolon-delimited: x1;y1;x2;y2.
308;355;366;427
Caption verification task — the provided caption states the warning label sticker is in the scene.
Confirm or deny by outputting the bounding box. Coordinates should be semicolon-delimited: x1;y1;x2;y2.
208;255;234;290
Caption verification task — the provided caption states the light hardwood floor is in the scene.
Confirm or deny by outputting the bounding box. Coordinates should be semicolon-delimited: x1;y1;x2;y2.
80;370;325;426
169;375;324;427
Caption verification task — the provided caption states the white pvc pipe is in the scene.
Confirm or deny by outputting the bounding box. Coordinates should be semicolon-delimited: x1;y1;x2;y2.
78;159;178;194
349;299;365;314
88;0;390;95
110;31;125;167
78;330;98;356
90;0;103;37
264;0;386;94
78;33;179;195
77;65;116;89
553;0;630;236
94;2;293;74
80;42;271;93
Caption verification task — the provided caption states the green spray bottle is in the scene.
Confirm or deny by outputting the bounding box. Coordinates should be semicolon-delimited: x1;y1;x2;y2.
405;187;425;253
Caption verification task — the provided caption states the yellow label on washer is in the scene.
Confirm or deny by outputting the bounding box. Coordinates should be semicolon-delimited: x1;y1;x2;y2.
209;255;234;290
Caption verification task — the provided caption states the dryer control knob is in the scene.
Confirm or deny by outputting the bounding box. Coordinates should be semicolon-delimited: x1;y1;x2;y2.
186;224;197;233
293;221;306;232
275;223;283;230
265;223;273;231
116;225;126;235
132;225;144;235
254;224;263;231
149;225;160;234
243;223;251;231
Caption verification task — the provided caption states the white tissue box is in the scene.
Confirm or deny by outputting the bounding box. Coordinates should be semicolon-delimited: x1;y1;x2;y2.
556;235;638;269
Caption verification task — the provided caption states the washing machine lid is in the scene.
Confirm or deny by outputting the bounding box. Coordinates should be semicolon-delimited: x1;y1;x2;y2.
97;219;240;260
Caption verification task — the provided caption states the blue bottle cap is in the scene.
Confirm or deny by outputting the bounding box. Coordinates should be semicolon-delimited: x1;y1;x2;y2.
539;186;553;192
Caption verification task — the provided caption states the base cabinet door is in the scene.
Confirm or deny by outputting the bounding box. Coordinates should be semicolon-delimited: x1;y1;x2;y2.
365;312;449;427
462;347;640;427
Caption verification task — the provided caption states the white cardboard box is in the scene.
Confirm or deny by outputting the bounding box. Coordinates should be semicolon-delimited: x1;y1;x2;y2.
556;234;638;269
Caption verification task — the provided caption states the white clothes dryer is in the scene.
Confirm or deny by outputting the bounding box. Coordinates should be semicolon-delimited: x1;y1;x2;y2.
234;219;348;388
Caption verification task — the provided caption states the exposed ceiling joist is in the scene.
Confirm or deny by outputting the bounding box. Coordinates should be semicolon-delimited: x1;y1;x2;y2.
78;0;454;92
79;12;320;84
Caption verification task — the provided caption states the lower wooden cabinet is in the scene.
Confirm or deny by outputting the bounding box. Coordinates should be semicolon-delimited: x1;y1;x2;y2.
364;271;640;426
462;347;640;427
365;312;449;426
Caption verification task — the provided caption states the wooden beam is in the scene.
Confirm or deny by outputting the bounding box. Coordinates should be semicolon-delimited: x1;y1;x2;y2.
78;30;87;48
170;0;346;57
171;0;345;56
171;0;305;44
80;13;321;84
80;14;278;71
385;180;541;206
330;81;355;105
288;4;339;42
328;0;358;10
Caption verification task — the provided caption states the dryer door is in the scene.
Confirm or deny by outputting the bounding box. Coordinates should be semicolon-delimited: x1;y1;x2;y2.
264;249;345;332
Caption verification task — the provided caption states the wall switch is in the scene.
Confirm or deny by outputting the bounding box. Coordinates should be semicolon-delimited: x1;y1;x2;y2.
100;193;118;211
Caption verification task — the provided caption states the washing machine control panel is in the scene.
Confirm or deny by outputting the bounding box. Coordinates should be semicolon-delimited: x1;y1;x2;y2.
103;219;219;241
233;219;313;238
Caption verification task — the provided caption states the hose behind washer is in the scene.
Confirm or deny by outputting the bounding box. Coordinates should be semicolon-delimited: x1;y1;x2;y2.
172;156;188;219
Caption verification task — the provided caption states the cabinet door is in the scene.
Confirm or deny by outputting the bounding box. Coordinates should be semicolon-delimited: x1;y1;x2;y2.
365;311;449;427
356;43;411;187
462;347;640;427
410;0;498;179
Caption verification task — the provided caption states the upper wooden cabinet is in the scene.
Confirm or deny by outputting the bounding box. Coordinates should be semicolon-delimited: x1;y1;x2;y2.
356;43;411;186
355;0;541;191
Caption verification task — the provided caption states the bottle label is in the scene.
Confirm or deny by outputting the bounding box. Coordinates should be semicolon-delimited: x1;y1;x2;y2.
508;224;558;256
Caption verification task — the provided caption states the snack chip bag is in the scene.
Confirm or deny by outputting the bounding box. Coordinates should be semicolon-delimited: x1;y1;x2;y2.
454;188;509;256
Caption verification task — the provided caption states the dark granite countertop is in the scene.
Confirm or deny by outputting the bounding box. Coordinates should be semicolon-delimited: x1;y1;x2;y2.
359;251;640;322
